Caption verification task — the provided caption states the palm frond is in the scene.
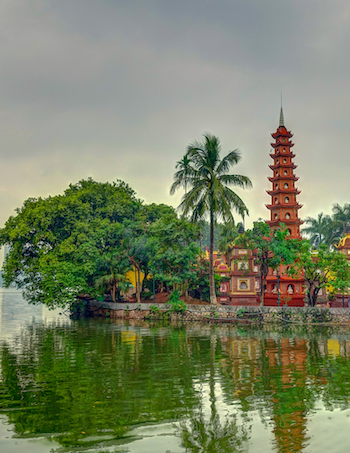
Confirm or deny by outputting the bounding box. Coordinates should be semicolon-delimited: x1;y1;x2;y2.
218;174;253;189
216;149;241;174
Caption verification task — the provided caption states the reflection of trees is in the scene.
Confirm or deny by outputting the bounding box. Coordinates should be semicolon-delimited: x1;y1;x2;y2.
2;321;350;452
180;329;248;452
180;411;248;452
0;321;209;449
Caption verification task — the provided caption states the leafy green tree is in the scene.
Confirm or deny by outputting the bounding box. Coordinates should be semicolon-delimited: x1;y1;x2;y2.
94;252;131;302
0;178;179;308
188;258;221;301
289;241;350;306
122;223;153;303
238;222;300;306
149;215;200;295
170;134;252;304
217;222;240;269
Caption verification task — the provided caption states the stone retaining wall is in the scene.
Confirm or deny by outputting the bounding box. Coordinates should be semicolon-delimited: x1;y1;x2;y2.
86;301;350;325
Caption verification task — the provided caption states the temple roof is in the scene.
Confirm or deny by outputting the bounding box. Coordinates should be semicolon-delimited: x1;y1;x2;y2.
336;225;350;249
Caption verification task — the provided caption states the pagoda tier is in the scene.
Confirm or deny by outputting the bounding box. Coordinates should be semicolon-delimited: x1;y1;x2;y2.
271;126;293;139
269;163;297;170
266;218;303;226
267;188;301;196
271;142;295;149
270;151;295;158
266;203;303;210
268;175;299;182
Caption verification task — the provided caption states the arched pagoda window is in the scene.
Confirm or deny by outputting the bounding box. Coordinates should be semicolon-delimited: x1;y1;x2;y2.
285;213;291;219
275;198;278;204
284;183;289;188
284;170;288;175
285;197;289;203
287;284;294;294
274;213;278;219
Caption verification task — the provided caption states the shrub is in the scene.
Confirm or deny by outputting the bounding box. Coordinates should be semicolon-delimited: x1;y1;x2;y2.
168;290;186;313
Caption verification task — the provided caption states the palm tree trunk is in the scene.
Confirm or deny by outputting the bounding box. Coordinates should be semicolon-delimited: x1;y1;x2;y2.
209;211;218;304
112;284;116;303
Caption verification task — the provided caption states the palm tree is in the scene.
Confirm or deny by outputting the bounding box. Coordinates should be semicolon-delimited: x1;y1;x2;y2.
170;134;252;304
332;203;350;237
217;222;240;268
95;254;131;302
302;213;336;248
170;154;193;194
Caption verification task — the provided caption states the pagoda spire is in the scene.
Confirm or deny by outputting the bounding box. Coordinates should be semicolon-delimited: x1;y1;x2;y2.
279;106;284;127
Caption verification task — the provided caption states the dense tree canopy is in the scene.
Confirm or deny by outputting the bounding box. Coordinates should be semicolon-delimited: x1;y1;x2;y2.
0;178;204;307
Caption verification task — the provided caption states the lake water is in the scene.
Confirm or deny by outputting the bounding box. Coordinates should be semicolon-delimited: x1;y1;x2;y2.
1;289;350;452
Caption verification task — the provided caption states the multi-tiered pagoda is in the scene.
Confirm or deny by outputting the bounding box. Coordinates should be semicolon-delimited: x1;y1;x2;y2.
264;108;305;306
266;108;303;238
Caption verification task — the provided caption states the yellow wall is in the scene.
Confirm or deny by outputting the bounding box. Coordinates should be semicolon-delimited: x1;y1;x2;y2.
125;267;146;288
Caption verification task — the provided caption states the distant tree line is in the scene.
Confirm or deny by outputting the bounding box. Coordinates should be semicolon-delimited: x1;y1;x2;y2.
303;203;350;249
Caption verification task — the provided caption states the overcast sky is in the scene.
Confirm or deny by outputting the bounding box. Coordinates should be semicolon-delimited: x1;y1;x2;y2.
1;0;350;242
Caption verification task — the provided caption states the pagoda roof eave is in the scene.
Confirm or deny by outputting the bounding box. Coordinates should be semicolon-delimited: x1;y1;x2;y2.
270;153;295;159
268;176;299;182
271;128;293;138
267;189;301;196
266;203;303;209
269;164;297;170
266;219;304;225
271;142;295;148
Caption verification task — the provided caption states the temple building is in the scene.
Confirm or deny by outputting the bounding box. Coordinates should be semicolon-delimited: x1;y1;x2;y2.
335;223;350;257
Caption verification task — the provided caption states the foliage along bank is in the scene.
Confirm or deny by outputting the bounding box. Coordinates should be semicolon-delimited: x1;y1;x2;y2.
0;178;219;309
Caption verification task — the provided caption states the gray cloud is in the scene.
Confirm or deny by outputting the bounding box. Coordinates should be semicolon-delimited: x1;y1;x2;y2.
1;0;350;230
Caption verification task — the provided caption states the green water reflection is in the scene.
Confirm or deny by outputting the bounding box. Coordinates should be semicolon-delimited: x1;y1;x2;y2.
1;320;350;452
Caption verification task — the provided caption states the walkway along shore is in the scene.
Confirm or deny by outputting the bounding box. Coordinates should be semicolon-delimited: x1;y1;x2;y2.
86;301;350;326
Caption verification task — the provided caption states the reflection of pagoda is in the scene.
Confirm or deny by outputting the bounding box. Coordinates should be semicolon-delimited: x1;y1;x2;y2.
264;109;305;306
265;338;309;453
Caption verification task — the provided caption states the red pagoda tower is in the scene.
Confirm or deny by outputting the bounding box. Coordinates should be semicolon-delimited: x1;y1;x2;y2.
264;108;305;306
266;107;303;238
